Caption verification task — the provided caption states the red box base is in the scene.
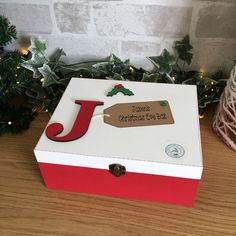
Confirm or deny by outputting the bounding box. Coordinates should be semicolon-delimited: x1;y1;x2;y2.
38;162;199;206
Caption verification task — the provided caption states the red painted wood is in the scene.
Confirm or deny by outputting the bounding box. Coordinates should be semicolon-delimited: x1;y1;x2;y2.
38;162;199;206
45;100;104;142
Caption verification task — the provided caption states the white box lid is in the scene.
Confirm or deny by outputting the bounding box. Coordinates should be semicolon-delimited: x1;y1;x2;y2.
35;78;203;180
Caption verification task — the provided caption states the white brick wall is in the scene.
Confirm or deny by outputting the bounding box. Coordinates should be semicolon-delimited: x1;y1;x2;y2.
1;0;236;73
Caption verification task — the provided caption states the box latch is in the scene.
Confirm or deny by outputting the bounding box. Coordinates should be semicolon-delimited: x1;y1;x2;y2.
109;164;126;177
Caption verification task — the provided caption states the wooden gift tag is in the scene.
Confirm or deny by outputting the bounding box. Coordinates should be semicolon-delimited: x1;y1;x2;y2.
104;101;174;128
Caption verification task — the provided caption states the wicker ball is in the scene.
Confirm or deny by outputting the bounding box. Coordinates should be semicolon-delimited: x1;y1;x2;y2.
213;65;236;151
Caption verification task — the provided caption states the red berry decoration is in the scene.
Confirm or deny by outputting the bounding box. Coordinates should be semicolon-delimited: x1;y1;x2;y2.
114;84;124;89
107;84;134;97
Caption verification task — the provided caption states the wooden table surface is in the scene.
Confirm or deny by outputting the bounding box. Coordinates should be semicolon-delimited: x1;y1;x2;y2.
0;108;236;236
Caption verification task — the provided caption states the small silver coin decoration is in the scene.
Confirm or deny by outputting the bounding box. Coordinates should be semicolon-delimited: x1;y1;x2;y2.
165;144;185;158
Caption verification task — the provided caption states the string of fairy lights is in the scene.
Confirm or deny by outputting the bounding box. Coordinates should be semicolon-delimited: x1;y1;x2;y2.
0;14;226;135
3;47;217;130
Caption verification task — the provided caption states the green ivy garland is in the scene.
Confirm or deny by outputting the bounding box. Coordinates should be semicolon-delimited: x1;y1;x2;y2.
0;15;227;135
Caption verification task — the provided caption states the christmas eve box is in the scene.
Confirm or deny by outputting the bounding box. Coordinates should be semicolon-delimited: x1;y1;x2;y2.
34;78;203;206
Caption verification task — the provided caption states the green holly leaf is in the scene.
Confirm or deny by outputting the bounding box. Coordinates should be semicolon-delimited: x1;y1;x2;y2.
38;64;60;87
122;88;134;96
148;49;175;74
107;87;134;96
107;91;114;96
174;35;193;65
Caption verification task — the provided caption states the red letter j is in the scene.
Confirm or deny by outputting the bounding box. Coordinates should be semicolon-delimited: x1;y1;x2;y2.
45;100;104;142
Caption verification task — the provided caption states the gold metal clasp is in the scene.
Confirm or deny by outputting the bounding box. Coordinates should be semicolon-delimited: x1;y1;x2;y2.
109;164;126;177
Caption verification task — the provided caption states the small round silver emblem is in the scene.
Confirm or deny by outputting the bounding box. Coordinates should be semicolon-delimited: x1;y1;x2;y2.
165;144;185;158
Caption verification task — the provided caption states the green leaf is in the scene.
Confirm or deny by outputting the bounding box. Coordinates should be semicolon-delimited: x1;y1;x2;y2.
21;61;41;78
91;54;131;79
25;83;46;100
110;54;130;65
0;103;36;135
142;73;162;82
110;54;130;75
29;37;47;54
0;16;17;47
122;88;134;96
38;64;60;87
29;37;49;64
112;73;125;80
107;87;134;96
50;48;66;64
197;77;218;94
182;78;197;85
110;54;123;64
148;49;175;74
198;89;220;109
21;37;49;78
92;62;113;77
174;35;193;65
